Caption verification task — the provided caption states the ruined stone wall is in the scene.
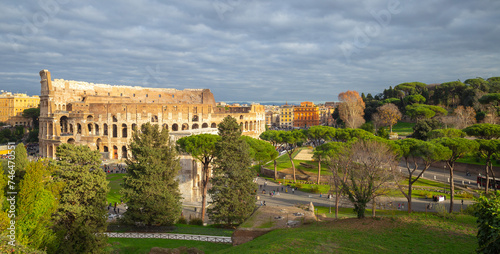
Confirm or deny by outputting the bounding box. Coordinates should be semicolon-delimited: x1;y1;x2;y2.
38;70;266;203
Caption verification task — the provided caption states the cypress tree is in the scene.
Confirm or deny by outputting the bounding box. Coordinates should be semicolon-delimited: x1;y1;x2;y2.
121;123;182;226
14;143;28;185
208;116;257;226
54;144;109;254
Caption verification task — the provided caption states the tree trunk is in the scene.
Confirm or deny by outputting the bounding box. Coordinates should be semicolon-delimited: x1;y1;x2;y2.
201;163;210;221
274;159;277;181
317;157;321;185
491;161;497;191
372;198;376;217
448;161;454;213
408;182;413;214
485;158;490;194
289;152;296;182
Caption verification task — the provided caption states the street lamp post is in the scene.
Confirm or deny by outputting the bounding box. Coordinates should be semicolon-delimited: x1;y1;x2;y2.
443;165;446;194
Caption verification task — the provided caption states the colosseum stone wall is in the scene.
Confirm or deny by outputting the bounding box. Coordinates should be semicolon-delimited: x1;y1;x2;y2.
38;70;266;203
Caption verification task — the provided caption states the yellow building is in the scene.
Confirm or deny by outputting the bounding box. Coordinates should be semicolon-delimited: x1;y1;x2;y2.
0;91;40;126
279;103;294;129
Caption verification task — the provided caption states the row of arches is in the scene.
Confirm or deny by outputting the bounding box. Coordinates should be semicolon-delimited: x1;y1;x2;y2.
44;119;263;139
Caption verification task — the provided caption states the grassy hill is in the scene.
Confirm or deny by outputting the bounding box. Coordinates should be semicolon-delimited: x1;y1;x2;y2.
218;213;477;254
107;212;478;253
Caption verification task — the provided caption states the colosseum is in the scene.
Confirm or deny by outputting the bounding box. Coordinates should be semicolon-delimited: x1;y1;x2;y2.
38;70;266;202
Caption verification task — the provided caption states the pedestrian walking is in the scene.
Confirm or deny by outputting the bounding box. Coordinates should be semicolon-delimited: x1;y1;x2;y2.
292;188;294;194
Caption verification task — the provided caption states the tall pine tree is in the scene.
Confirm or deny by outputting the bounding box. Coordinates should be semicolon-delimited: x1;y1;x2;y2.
208;116;256;226
54;144;109;254
17;160;62;252
121;123;182;226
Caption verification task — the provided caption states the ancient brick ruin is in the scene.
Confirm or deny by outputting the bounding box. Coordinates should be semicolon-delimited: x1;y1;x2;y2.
38;70;265;203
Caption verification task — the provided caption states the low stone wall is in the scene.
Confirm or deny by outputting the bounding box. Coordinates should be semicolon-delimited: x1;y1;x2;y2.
231;228;272;246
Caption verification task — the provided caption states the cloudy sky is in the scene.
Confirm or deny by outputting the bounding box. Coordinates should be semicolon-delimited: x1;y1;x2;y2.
1;0;499;103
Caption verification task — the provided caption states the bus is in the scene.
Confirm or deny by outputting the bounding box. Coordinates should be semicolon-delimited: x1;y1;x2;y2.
477;175;500;189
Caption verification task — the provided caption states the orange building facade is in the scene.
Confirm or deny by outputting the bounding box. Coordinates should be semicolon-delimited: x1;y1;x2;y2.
293;101;319;128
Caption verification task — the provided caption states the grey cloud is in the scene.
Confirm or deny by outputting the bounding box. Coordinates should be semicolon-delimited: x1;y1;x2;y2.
0;0;499;103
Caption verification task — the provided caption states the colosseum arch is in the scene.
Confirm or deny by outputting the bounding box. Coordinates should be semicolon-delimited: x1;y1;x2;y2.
152;115;158;122
162;123;168;130
112;115;118;122
192;115;199;122
182;123;189;130
87;115;93;122
192;123;199;129
87;123;93;135
240;115;244;120
60;116;69;133
96;138;102;151
103;124;108;136
113;124;118;138
95;124;100;135
77;123;82;134
172;124;179;131
67;138;75;144
122;124;128;138
48;123;53;136
211;123;217;128
122;146;127;159
202;123;208;128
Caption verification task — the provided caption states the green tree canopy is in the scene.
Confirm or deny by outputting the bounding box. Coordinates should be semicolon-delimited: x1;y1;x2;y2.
405;104;447;120
208;116;256;226
432;137;479;213
122;123;182;226
304;126;335;146
280;130;306;182
54;143;109;253
22;107;40;128
177;133;219;221
242;136;278;166
17;160;62;252
475;191;500;253
412;119;441;140
463;123;500;139
478;93;500;105
396;139;451;212
427;128;466;139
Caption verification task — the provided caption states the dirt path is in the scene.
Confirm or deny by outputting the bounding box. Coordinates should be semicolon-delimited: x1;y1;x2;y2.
294;148;314;161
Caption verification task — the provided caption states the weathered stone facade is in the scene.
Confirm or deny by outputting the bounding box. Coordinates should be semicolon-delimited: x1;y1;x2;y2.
38;70;265;203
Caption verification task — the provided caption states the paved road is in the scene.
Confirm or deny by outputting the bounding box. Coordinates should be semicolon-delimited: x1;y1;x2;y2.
255;177;474;214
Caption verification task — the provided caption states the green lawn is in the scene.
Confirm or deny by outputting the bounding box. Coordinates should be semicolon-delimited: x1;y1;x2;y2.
217;213;477;254
264;149;330;176
107;173;125;204
391;122;415;136
106;238;232;253
457;155;500;167
315;205;409;219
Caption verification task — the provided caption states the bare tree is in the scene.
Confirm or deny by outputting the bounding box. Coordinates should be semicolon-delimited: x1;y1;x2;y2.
326;142;351;219
339;139;398;218
338;90;366;128
483;105;499;124
454;106;476;129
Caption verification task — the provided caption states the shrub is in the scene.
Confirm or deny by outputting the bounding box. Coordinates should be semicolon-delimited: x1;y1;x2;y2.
311;185;321;194
177;216;187;224
294;183;303;189
189;218;204;226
